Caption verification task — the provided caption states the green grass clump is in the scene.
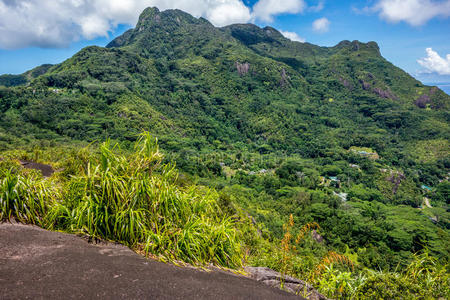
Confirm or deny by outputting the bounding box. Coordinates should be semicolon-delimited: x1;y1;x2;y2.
0;168;54;225
0;133;243;269
351;251;449;299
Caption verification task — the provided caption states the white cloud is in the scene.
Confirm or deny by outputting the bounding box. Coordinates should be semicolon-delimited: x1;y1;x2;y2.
373;0;450;26
308;0;324;12
418;48;450;75
0;0;253;49
0;0;315;49
206;2;251;27
252;0;306;22
312;17;330;32
280;30;305;42
151;0;252;26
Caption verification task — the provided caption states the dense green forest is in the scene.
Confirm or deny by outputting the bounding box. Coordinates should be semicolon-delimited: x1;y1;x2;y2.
1;7;449;298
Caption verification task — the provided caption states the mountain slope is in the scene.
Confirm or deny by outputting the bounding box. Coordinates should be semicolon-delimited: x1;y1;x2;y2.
3;7;447;150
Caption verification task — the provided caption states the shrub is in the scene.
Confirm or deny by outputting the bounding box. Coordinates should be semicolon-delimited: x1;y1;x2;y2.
1;133;243;269
0;169;54;225
50;133;242;268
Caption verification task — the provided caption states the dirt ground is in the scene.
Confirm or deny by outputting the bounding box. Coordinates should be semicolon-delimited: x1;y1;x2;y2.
0;223;301;299
20;160;54;177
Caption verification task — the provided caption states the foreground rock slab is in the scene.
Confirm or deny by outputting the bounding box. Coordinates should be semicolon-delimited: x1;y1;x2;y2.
0;223;301;299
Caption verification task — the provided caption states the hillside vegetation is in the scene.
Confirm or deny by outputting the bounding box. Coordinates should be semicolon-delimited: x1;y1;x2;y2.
0;7;449;299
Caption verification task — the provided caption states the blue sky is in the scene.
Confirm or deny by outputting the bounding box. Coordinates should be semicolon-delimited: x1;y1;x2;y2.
0;0;449;90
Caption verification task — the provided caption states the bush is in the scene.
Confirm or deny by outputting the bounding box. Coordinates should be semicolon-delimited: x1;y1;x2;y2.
1;133;243;268
0;169;54;225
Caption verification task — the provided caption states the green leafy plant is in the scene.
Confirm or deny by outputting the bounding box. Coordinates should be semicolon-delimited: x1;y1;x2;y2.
1;133;243;269
0;169;54;224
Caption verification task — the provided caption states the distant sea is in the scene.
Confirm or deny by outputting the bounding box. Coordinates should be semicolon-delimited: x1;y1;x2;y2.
426;83;450;95
437;84;450;95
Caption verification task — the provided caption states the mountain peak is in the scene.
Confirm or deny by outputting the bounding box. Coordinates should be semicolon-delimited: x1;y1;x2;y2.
224;24;286;46
333;40;380;55
135;7;208;29
107;7;213;49
135;7;160;29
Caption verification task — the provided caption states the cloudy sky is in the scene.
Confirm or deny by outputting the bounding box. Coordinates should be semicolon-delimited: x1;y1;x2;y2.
0;0;449;88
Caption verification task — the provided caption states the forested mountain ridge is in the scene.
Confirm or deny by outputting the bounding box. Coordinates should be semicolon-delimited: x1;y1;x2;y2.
0;7;449;298
1;7;448;150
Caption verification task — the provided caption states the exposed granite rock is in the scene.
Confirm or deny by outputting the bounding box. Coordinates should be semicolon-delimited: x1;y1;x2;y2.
236;62;250;76
415;94;431;108
245;267;327;300
415;87;437;108
339;77;352;90
387;171;406;195
280;68;289;87
351;41;360;51
373;87;398;100
311;230;324;243
359;79;398;100
1;223;299;299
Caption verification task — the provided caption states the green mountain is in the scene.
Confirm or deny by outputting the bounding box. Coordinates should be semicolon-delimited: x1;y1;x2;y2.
0;7;449;298
2;7;448;150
